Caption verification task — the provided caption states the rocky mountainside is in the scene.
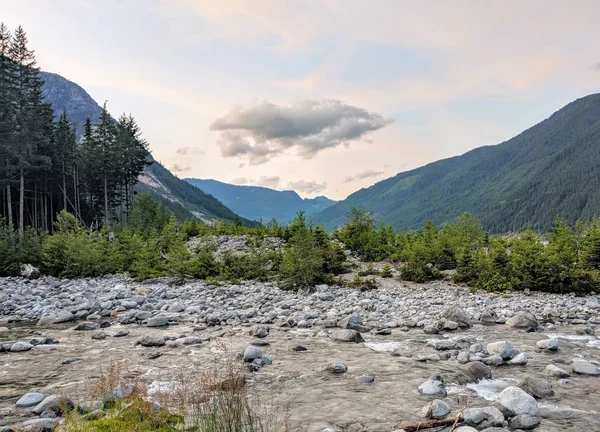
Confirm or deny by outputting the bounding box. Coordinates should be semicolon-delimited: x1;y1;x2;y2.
185;178;337;223
40;71;251;224
314;94;600;232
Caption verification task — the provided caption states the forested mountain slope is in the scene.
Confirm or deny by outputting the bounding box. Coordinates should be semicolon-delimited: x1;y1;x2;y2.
185;178;336;223
40;71;251;224
314;94;600;232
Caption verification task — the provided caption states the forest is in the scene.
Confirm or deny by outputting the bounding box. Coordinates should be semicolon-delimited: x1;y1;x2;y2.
0;23;150;236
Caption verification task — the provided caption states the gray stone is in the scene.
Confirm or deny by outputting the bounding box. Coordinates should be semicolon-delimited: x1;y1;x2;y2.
509;414;540;429
462;361;492;382
32;395;74;415
355;375;374;384
486;341;514;359
571;360;600;376
454;428;478;432
249;326;270;338
418;379;447;398
518;376;554;399
545;364;570;378
498;386;539;416
480;309;498;324
421;399;451;419
462;407;485;425
326;362;348;374
243;346;262;362
10;341;33;352
457;352;470;364
507;352;528;365
506;310;538;331
167;302;185;312
16;393;45;407
482;355;504;366
337;315;364;331
536;337;560;351
331;329;364;343
37;310;74;325
481;406;505;427
20;263;41;279
91;330;107;340
74;321;100;331
136;334;166;347
21;418;58;432
423;325;439;334
147;315;169;327
441;305;471;328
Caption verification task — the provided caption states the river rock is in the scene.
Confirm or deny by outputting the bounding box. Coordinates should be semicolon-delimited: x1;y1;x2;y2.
249;326;269;338
37;310;74;325
136;334;166;347
509;414;540;429
545;364;570;378
518;376;554;399
331;329;364;343
441;305;471;328
571;360;600;376
420;399;451;419
536;337;560;351
146;315;169;327
355;375;374;384
463;407;485;425
74;322;101;331
243;346;262;362
498;386;539;416
418;379;447;398
455;427;478;432
462;361;492;382
16;393;45;407
21;418;58;432
337;315;364;330
486;341;514;359
507;352;528;365
506;310;538;331
10;341;33;352
326;362;348;374
32;395;74;415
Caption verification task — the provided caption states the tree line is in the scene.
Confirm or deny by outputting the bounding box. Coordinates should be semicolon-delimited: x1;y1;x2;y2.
0;23;150;238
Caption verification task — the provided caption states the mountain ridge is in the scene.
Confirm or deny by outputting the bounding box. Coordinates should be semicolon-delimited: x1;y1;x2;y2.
184;178;336;223
313;93;600;232
40;71;253;225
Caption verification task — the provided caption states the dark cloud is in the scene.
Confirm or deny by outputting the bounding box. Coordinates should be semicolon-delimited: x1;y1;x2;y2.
211;100;392;164
286;180;327;194
343;169;385;183
175;146;206;155
171;164;192;173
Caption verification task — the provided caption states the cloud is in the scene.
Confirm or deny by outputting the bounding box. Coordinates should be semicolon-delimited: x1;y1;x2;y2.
211;100;392;164
171;164;192;173
230;176;281;188
286;180;327;194
175;146;205;155
343;169;385;183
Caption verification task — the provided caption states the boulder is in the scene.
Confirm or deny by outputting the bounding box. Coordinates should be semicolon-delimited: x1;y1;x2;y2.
10;341;33;352
167;302;185;313
74;322;101;331
486;341;514;360
480;309;498;324
507;352;528;366
20;264;41;279
32;395;74;415
420;399;451;419
536;338;560;351
21;418;58;432
418;379;447;398
509;414;540;430
16;393;45;407
331;329;364;343
462;361;492;382
497;386;539;416
146;315;169;327
326;362;348;374
37;310;74;325
571;360;600;376
441;305;471;328
243;346;262;362
506;310;538;332
545;364;570;378
518;376;554;399
462;407;485;426
136;334;166;347
249;326;270;338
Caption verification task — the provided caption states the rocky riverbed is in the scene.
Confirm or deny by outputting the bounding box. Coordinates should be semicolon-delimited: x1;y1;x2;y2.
1;275;600;431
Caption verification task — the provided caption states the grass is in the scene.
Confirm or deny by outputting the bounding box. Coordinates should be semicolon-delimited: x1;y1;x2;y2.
59;357;292;432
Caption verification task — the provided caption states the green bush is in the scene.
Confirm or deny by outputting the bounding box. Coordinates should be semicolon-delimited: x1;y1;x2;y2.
380;263;393;278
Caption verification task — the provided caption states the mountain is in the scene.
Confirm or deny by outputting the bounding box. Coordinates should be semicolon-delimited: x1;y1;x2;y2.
184;178;337;223
40;71;252;224
314;94;600;233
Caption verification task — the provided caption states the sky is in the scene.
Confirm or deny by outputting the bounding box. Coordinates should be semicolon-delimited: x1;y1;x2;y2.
2;0;600;199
